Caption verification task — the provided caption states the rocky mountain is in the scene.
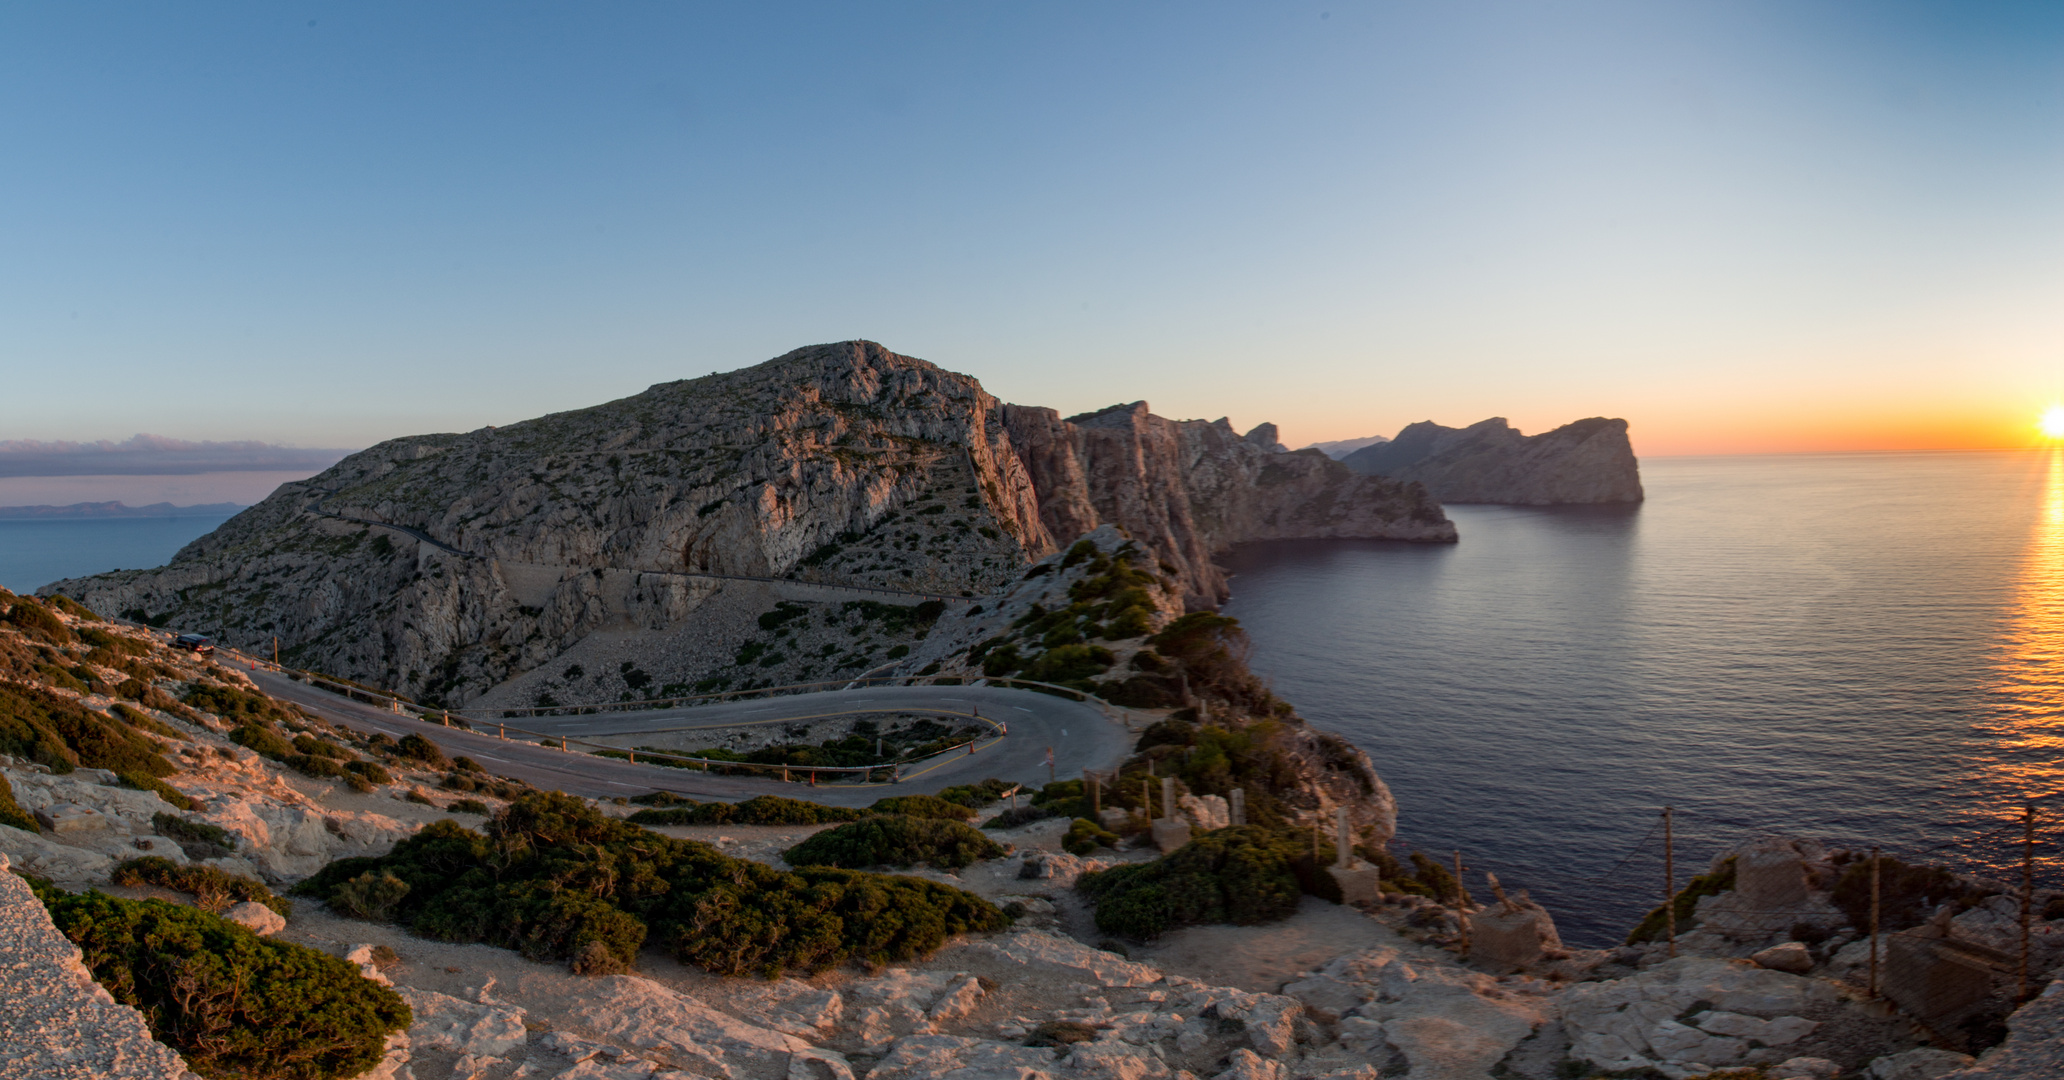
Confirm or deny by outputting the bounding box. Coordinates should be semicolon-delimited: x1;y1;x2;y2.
1301;435;1389;460
45;342;1451;706
1341;416;1644;505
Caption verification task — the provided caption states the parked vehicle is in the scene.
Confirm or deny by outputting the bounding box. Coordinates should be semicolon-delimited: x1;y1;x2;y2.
173;633;214;656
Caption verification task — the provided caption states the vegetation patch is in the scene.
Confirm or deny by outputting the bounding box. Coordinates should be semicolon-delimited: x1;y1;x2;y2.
30;879;408;1080
152;812;237;859
0;771;37;833
293;791;1007;977
626;794;865;826
112;855;291;917
1063;817;1120;856
1077;825;1312;939
0;681;179;779
1627;858;1736;945
867;794;977;821
783;815;1006;870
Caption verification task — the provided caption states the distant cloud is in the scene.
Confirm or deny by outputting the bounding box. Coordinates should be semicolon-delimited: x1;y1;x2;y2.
0;435;354;477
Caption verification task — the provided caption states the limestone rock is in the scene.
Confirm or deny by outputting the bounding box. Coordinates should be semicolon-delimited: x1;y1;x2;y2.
865;1034;1059;1080
1867;1047;1976;1080
562;975;842;1078
222;901;285;936
1933;978;2064;1079
726;978;843;1040
965;930;1164;988
1751;942;1815;974
1063;1040;1172;1080
1176;793;1229;832
0;852;198;1079
1555;957;1836;1073
1343;416;1642;505
1774;1058;1841;1080
397;987;527;1058
1210;1048;1286;1080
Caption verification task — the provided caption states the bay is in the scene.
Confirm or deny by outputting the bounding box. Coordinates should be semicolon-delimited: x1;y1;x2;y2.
1222;450;2064;945
0;516;233;595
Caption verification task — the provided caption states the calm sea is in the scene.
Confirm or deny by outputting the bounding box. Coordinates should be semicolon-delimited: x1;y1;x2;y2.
1223;450;2064;946
0;516;233;595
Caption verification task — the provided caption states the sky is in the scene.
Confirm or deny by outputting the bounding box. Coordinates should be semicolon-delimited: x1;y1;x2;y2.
5;0;2064;504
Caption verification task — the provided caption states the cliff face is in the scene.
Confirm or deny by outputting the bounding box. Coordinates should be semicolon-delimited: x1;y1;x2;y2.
1004;402;1454;606
46;342;1451;703
1341;416;1644;505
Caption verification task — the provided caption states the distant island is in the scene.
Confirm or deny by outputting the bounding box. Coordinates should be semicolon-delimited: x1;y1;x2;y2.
0;500;244;521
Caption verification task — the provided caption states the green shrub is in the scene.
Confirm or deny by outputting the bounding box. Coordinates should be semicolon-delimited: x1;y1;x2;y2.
4;596;72;643
231;721;296;761
152;812;236;856
79;626;147;655
294;793;1005;977
345;760;393;785
112;855;290;917
46;594;101;621
1063;817;1120;856
784;816;1006;870
0;682;178;778
985;804;1058;830
330;872;412;921
289;754;348;779
0;771;37;833
868;794;978;821
1625;857;1735;945
112;703;188;741
395;733;447;766
933;778;1018;807
37;885;407;1079
1078;825;1308;939
449;799;489;814
183;683;294;725
292;734;351;760
626;795;865;827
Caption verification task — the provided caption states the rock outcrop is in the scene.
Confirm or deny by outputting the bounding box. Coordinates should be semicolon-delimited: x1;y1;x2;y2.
48;342;1450;702
0;853;197;1079
1342;416;1643;505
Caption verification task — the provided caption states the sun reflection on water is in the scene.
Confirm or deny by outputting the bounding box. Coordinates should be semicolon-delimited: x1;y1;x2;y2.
1983;448;2064;804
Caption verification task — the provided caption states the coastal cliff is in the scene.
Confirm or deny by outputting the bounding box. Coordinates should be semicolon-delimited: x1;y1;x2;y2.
1341;416;1644;505
43;342;1450;705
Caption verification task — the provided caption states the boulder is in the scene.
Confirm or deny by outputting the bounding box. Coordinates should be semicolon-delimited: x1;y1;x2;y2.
1774;1058;1840;1080
1467;899;1561;973
1064;1040;1172;1080
33;803;106;836
726;979;843;1040
1149;819;1191;852
222;901;285;937
928;976;986;1025
1176;794;1229;833
1555;957;1835;1073
1752;942;1815;974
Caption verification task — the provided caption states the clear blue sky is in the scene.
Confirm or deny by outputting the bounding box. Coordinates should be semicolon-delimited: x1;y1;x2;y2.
6;1;2062;457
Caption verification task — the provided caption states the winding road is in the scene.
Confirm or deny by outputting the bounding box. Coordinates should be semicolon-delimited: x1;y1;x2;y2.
247;668;1135;808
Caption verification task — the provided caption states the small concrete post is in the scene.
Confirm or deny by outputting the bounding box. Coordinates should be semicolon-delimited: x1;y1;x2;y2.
1335;806;1352;869
1089;774;1100;815
1230;788;1245;826
1162;777;1177;824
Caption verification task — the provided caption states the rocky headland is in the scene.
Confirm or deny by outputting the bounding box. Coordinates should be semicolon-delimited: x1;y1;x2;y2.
1341;417;1644;505
4;593;2061;1080
45;341;1450;708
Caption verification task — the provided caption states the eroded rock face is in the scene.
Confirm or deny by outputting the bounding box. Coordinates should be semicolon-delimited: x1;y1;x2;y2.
48;342;1451;700
1004;401;1453;606
1342;417;1643;505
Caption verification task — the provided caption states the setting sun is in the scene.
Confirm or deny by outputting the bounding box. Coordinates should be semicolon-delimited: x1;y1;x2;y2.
2041;406;2064;440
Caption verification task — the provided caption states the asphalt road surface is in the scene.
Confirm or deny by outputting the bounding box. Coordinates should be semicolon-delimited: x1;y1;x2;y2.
248;669;1137;807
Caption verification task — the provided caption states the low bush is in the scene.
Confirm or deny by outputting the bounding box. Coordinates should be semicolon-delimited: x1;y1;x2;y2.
345;760;393;785
0;681;179;779
34;883;407;1079
112;703;188;741
1062;817;1120;856
933;778;1018;808
112;855;290;917
329;872;412;921
448;799;489;814
183;683;295;725
293;792;1007;977
3;596;72;643
45;594;101;621
1077;825;1308;939
868;793;977;821
231;721;296;761
784;816;1006;870
1627;857;1735;945
395;733;447;767
985;804;1058;830
626;795;865;827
